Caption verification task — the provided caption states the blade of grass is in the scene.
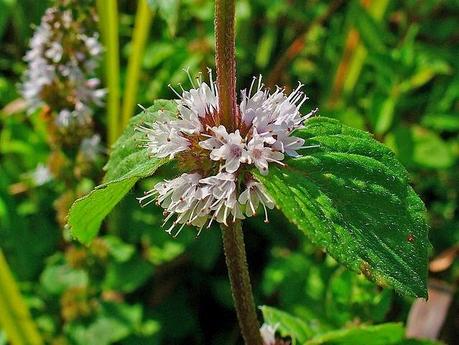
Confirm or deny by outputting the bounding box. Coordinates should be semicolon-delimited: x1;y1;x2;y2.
266;0;343;88
97;0;120;147
96;0;106;41
0;250;43;345
121;0;154;130
327;0;389;108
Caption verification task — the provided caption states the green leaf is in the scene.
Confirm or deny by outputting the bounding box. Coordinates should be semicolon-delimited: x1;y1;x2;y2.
103;254;154;293
260;306;314;344
305;323;404;345
371;92;397;135
352;2;387;53
385;126;455;169
255;117;430;298
68;302;144;345
147;0;180;36
396;339;445;345
40;262;88;295
422;113;459;132
104;235;135;262
68;100;177;245
260;306;441;345
0;0;15;40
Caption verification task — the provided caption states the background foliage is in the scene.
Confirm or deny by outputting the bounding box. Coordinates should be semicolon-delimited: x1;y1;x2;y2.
0;0;458;344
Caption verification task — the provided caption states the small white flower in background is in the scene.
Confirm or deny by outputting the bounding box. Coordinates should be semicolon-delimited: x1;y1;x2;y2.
79;134;103;161
138;70;318;235
30;164;53;186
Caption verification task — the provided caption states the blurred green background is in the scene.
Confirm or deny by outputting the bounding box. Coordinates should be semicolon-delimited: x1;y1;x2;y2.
0;0;458;344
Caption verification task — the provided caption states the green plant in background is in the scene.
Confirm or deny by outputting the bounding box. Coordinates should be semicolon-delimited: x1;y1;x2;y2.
1;0;459;344
0;250;43;345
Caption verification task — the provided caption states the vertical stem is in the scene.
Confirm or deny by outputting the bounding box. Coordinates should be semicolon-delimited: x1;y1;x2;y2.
221;221;263;345
215;3;261;342
215;0;238;131
121;0;153;130
0;250;43;345
98;0;120;147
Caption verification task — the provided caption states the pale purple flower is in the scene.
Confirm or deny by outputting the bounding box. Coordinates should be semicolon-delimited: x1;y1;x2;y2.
138;120;190;159
239;180;274;221
139;72;318;233
204;127;249;173
200;172;244;226
138;172;243;236
260;324;278;345
247;130;284;175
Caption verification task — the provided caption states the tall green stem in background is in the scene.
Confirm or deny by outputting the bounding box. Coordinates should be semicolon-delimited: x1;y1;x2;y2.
97;0;120;147
0;250;43;345
121;0;153;130
327;0;389;108
215;1;263;344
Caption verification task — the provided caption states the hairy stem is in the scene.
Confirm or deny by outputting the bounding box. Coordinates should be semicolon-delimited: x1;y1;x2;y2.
215;0;238;131
215;4;261;342
221;221;263;345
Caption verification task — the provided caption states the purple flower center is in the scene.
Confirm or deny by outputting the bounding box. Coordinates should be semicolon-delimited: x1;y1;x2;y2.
230;144;242;158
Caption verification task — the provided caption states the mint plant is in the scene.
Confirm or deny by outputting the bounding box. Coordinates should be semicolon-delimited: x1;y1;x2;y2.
68;1;430;344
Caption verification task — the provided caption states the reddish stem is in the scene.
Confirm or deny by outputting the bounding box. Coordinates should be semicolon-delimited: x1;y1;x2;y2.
222;221;263;345
215;0;238;131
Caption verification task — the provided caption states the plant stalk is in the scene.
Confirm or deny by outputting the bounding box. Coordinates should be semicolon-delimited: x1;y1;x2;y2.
215;0;238;131
121;0;154;130
215;2;261;342
221;221;263;345
0;250;43;345
97;0;120;147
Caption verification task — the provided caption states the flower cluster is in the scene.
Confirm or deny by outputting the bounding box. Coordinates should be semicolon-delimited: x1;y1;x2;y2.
21;0;104;133
139;71;317;235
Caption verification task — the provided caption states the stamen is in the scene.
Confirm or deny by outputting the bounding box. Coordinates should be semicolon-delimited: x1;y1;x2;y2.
183;67;196;88
168;84;182;99
266;158;286;166
262;202;269;223
248;76;257;96
196;223;205;237
299;144;320;150
249;197;256;215
257;74;263;92
137;104;148;113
